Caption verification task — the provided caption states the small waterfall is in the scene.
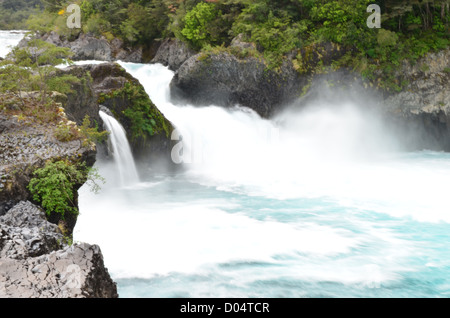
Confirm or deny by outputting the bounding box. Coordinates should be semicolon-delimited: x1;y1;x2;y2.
99;110;140;186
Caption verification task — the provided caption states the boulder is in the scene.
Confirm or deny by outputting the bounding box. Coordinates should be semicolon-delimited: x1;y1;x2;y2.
170;51;306;118
0;201;118;298
151;38;197;71
0;201;65;259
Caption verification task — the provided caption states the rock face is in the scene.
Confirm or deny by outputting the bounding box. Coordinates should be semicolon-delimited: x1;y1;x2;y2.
170;51;305;118
56;67;101;127
0;112;96;220
0;201;65;259
382;48;450;150
18;31;147;63
74;62;175;169
0;201;118;298
151;38;196;71
169;40;347;118
0;64;119;296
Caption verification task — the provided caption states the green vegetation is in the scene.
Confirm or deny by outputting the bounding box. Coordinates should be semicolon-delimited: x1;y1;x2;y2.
28;160;103;219
0;0;43;30
79;115;109;148
99;80;171;141
0;38;77;105
24;0;449;92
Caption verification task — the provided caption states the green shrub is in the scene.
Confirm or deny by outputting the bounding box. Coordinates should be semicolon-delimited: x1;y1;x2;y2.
55;123;79;142
28;160;104;219
28;160;86;218
181;2;223;49
377;29;399;47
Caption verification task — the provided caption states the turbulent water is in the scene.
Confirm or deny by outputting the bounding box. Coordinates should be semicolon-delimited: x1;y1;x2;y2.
0;30;27;58
2;30;448;298
73;62;450;298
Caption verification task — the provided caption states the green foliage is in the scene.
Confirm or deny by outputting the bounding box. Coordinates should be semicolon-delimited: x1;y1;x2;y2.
0;0;42;30
28;159;105;218
55;122;78;142
79;115;109;148
120;81;170;139
181;2;223;49
28;160;86;218
377;29;399;47
23;0;449;92
3;39;77;105
0;61;32;105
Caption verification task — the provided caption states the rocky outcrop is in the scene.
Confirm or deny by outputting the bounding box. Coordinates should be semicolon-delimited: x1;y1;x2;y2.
0;201;117;298
72;62;175;169
382;48;450;150
18;31;150;63
0;67;118;296
170;51;304;118
55;67;101;127
151;38;197;71
169;41;346;118
0;110;95;222
0;201;65;259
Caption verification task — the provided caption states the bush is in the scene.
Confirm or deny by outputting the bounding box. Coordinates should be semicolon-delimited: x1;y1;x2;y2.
28;160;104;218
181;2;223;49
28;160;86;218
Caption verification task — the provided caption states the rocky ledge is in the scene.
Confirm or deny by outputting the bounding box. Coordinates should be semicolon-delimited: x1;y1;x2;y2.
0;201;117;298
18;31;160;63
382;48;450;150
0;63;123;297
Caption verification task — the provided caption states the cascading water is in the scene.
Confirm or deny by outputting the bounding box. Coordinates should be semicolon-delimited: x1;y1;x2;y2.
74;62;450;298
99;110;139;186
0;30;26;58
2;29;447;298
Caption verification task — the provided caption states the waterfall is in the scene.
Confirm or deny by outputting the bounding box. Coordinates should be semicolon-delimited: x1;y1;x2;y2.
99;110;140;186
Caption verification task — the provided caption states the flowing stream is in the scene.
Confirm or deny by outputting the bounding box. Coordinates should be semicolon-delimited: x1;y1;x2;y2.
75;62;450;298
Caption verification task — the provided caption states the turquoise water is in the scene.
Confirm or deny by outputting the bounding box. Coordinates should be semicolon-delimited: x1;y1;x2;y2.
77;152;450;298
74;62;450;298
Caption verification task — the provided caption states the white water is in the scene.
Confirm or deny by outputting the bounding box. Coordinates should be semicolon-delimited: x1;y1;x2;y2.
1;29;448;298
99;110;139;186
0;30;27;58
74;62;450;298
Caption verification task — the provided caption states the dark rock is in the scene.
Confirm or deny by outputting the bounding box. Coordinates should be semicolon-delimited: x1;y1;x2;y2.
55;66;101;127
151;38;197;71
382;48;450;151
170;51;305;118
